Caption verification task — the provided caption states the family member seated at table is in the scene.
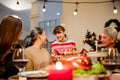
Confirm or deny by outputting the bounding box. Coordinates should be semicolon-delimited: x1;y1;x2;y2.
51;25;77;57
0;15;23;79
24;27;52;71
101;27;120;53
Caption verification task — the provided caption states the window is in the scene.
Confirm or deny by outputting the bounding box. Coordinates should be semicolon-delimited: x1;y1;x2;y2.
39;18;60;53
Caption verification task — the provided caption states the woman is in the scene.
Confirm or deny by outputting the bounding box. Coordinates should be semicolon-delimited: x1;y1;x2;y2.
24;27;51;71
0;15;23;79
51;25;77;56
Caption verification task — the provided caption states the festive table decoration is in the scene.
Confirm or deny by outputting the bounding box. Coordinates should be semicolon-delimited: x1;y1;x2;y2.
48;61;73;80
83;30;102;51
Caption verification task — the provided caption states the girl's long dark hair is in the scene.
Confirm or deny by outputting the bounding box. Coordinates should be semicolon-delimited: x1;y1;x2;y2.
24;27;43;47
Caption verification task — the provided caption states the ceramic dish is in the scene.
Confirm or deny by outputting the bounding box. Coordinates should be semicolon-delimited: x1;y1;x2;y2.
21;70;49;78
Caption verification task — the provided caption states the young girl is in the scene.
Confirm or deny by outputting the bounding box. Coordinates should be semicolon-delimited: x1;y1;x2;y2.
51;25;77;57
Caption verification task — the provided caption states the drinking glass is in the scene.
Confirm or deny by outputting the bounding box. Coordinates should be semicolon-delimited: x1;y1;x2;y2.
101;48;120;80
12;48;29;76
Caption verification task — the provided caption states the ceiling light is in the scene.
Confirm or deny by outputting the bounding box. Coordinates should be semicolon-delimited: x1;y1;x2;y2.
73;9;77;15
16;0;20;5
42;1;46;12
113;6;118;14
42;5;46;12
73;2;79;16
112;0;118;14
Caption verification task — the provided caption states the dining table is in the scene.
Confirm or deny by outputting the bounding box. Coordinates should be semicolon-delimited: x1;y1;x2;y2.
8;73;120;80
8;53;120;80
8;74;47;80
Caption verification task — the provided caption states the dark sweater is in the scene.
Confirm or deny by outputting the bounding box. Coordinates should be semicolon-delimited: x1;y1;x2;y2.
0;52;19;79
115;40;120;53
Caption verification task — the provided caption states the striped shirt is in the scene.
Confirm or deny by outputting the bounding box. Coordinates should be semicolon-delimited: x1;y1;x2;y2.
51;40;76;56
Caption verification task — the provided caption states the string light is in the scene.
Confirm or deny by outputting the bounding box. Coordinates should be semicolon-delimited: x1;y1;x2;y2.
73;2;79;15
16;0;20;5
112;0;118;14
42;0;46;12
42;5;46;12
39;0;120;14
113;6;118;14
38;0;115;4
73;9;77;15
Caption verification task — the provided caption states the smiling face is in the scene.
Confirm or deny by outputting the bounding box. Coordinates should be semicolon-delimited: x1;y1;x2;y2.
53;26;67;42
101;33;115;48
55;31;66;42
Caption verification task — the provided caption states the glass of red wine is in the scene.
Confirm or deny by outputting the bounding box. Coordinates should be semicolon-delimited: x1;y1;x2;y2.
12;48;29;76
101;48;120;80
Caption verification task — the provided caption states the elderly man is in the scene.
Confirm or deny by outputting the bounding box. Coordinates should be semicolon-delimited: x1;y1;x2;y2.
101;27;120;53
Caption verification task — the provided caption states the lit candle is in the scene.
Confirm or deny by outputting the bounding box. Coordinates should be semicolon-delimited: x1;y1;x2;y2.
48;61;73;80
95;40;98;53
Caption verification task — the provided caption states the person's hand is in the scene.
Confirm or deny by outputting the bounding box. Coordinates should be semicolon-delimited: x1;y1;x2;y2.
51;54;58;64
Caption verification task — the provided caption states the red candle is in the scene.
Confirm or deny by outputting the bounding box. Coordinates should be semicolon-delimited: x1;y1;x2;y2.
48;62;73;80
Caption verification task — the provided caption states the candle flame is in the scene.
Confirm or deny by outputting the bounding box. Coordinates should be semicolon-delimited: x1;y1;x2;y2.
55;61;63;70
19;49;22;52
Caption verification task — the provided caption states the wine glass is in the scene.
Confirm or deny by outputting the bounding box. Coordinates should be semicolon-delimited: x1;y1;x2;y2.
12;48;29;76
101;48;120;80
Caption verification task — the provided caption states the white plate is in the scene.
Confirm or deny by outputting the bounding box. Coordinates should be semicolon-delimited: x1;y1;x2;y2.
21;70;49;78
113;73;120;75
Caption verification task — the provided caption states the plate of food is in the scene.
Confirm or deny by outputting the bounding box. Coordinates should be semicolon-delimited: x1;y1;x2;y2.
21;70;49;79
